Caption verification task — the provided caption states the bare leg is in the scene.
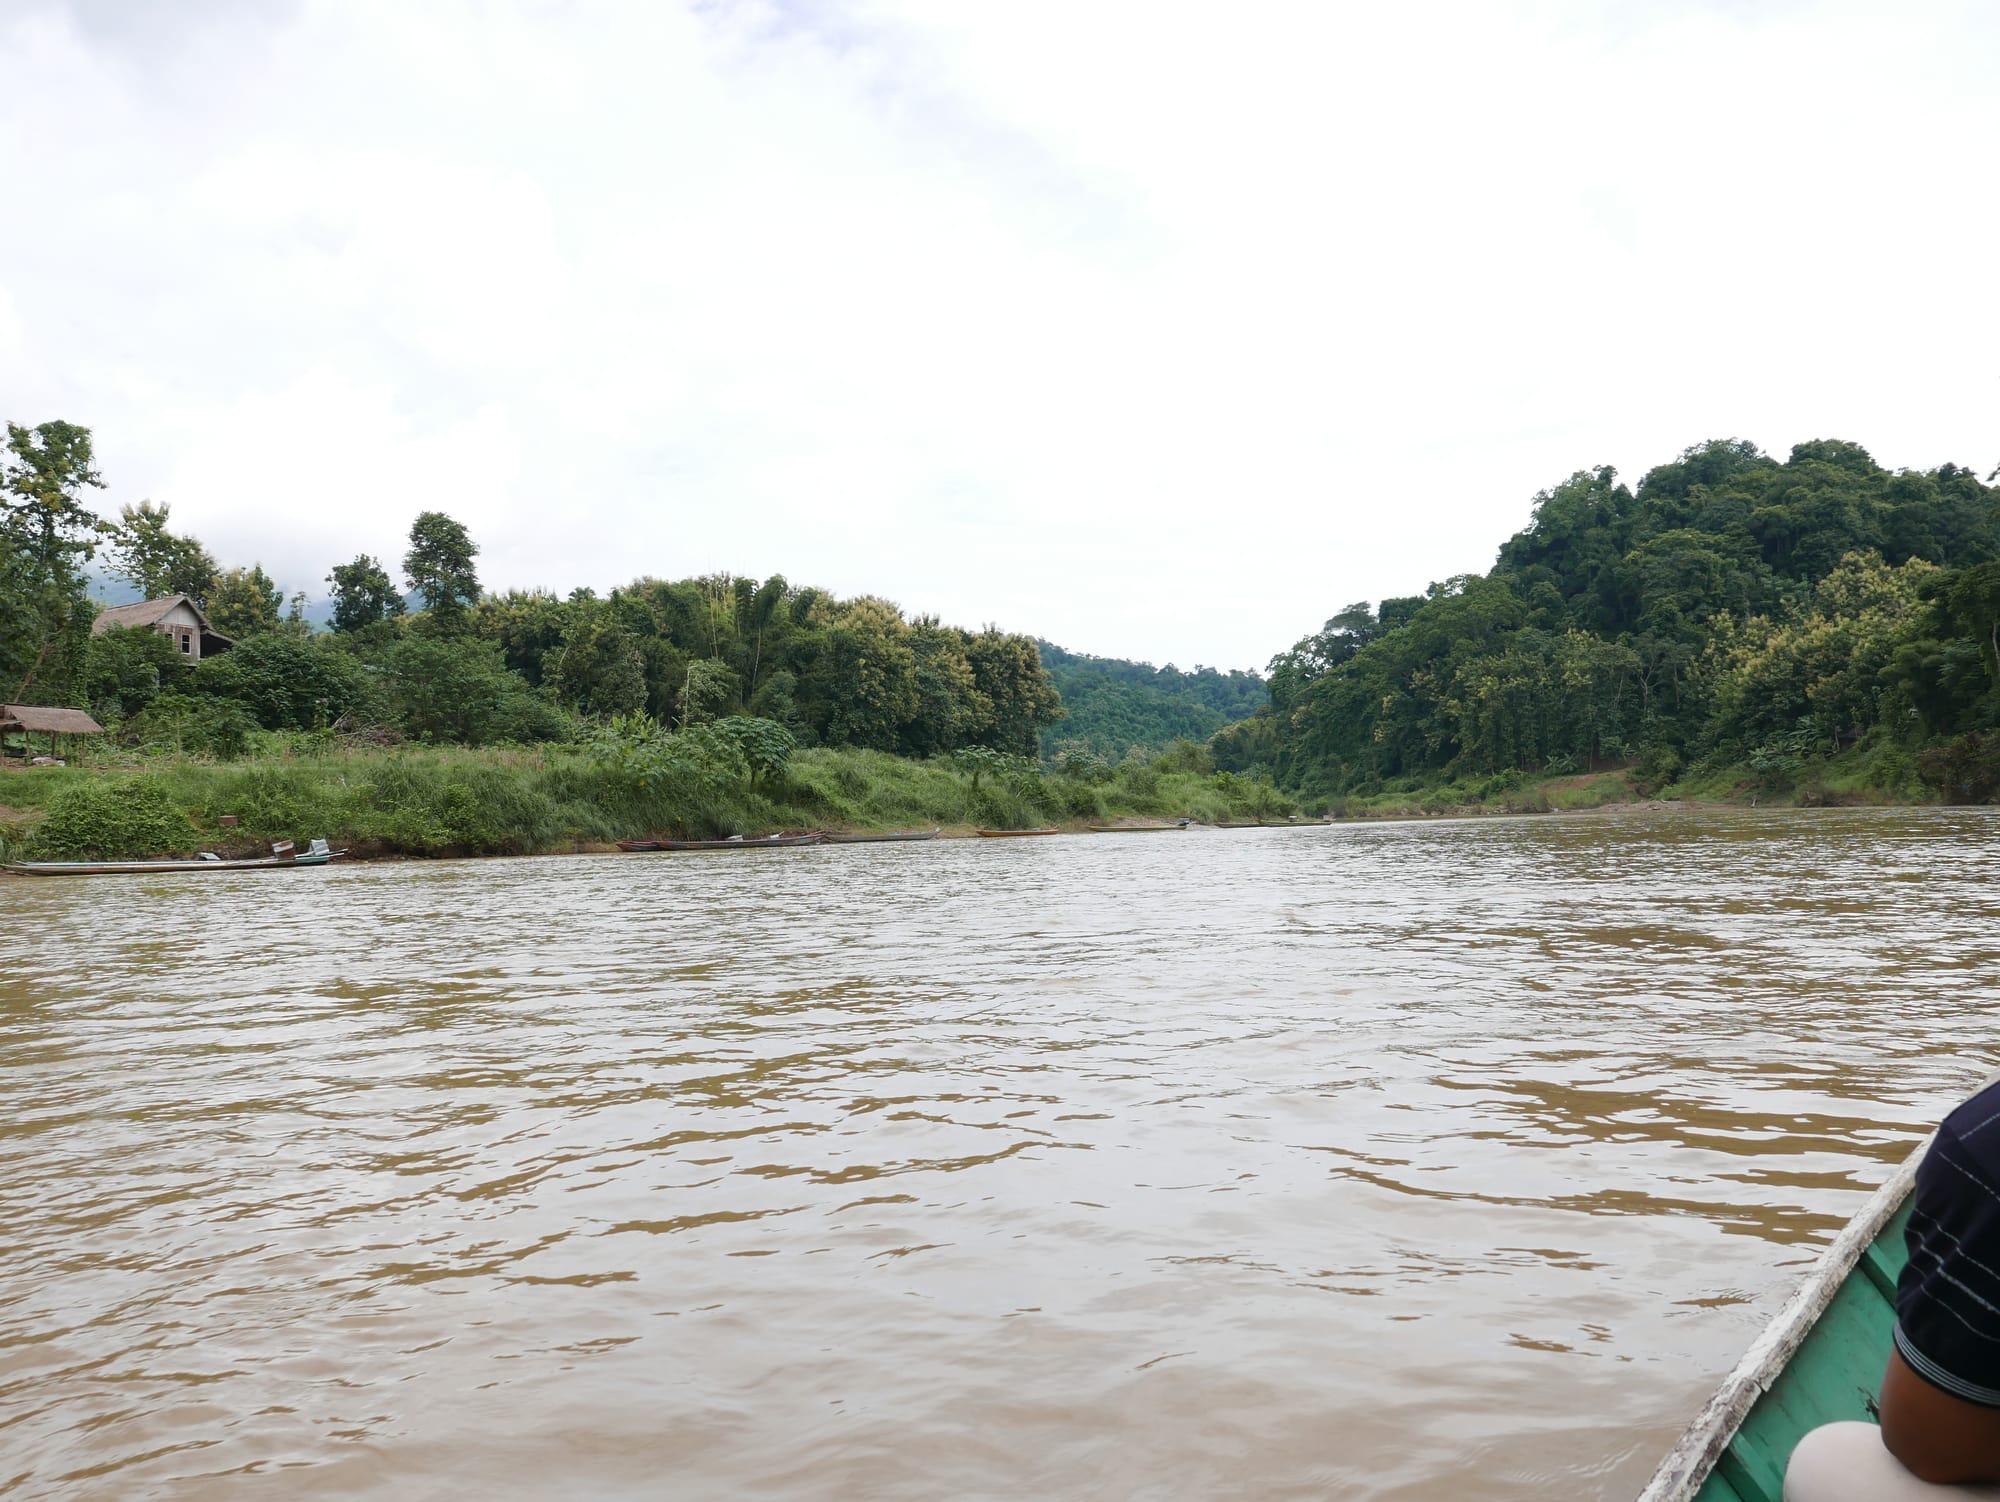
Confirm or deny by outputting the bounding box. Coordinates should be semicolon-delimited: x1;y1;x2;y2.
1786;1423;2000;1501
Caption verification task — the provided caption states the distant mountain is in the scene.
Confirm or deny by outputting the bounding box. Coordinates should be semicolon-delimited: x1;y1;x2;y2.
86;570;146;608
1035;640;1266;762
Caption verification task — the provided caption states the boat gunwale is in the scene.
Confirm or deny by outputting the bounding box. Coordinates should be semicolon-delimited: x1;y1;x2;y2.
625;833;825;851
3;851;347;875
1635;1133;1932;1502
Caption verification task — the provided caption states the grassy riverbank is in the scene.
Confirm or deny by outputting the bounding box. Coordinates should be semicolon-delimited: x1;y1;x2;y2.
0;741;1301;861
1318;737;1938;820
2;734;1953;864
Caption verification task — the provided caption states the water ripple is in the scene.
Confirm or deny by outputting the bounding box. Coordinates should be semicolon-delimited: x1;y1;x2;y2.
2;808;1997;1498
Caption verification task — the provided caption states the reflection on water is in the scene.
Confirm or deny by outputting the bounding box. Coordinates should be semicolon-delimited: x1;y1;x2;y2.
2;807;1996;1499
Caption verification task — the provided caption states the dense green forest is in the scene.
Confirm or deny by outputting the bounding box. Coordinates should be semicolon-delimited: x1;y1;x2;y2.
1216;437;2000;801
0;420;1063;762
17;416;2000;847
1034;641;1264;761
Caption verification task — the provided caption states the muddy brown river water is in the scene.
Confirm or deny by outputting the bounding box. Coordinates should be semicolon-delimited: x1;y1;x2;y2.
4;807;1998;1499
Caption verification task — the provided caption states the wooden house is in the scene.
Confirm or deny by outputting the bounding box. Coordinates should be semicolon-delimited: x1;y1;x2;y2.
91;594;234;663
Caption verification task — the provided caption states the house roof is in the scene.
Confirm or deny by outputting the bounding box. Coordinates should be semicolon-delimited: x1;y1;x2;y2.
1;704;106;735
92;593;231;642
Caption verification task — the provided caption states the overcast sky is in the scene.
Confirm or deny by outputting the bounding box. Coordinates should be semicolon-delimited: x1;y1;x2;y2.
3;1;1995;671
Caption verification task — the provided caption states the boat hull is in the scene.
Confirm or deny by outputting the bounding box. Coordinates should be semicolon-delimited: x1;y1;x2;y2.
973;828;1059;838
5;851;347;876
818;829;941;843
622;834;824;851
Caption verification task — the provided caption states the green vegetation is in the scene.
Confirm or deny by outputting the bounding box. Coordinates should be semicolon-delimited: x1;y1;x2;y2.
1223;438;2000;806
3;416;1066;769
0;414;1301;859
1035;640;1263;762
0;736;1298;860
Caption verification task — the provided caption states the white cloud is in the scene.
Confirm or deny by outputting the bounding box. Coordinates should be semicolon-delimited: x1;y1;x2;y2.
3;0;1995;669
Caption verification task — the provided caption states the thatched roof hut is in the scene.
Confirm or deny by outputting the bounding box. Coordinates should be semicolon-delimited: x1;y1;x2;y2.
1;704;104;761
1;705;104;735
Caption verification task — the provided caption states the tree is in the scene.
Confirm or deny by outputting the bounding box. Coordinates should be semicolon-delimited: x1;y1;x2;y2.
679;657;739;727
473;588;572;684
107;501;218;603
798;619;916;749
192;634;371;730
1936;562;2000;689
2;419;106;699
81;623;188;722
206;564;284;639
962;628;1063;757
326;553;405;633
381;635;524;743
404;511;481;625
548;618;648;716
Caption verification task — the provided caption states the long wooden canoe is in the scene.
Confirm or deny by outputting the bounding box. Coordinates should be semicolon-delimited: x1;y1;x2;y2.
1636;1138;1928;1502
5;847;348;876
818;828;941;843
1086;821;1190;832
620;832;824;851
974;827;1059;837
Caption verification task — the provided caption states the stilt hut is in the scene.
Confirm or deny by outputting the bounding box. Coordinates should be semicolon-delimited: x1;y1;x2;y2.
0;705;105;763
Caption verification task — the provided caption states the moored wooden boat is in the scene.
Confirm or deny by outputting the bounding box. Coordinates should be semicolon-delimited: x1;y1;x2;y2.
623;832;825;851
5;839;347;877
974;827;1059;837
1636;1138;1928;1502
818;828;941;843
1086;820;1190;832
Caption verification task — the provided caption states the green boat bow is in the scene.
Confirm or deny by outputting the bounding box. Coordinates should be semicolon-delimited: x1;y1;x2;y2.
1638;1138;1928;1501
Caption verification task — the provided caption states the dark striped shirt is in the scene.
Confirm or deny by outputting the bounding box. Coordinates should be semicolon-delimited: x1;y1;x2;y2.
1896;1080;2000;1407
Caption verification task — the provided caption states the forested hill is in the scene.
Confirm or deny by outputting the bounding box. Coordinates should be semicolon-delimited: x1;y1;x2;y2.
1035;641;1264;761
1214;437;2000;797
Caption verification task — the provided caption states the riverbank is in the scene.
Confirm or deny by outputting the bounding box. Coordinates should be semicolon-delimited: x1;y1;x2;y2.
0;736;1957;865
1320;737;1938;821
0;742;1303;862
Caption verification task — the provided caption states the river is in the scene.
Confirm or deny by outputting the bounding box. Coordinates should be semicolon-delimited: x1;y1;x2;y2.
3;807;1996;1499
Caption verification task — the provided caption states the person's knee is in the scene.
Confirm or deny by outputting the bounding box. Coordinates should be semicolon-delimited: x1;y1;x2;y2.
1785;1422;1898;1502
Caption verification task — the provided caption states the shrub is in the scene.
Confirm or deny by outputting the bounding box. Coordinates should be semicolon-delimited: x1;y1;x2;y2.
1153;738;1215;776
1054;748;1114;783
1117;761;1161;800
126;692;259;759
1918;733;2000;804
1052;780;1106;819
714;716;798;785
30;778;194;859
1633;744;1682;797
949;745;1009;788
199;763;353;838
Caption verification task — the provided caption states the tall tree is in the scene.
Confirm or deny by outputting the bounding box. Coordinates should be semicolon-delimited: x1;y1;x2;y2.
326;553;406;633
404;511;481;625
107;501;218;602
207;564;284;639
2;419;107;699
